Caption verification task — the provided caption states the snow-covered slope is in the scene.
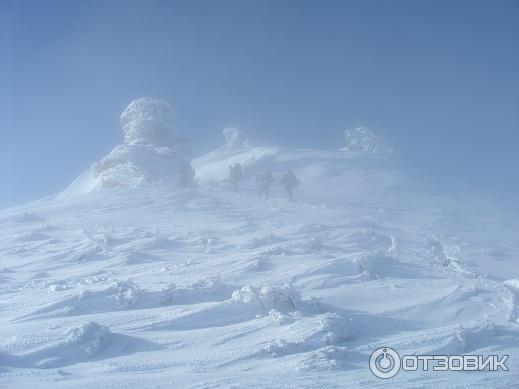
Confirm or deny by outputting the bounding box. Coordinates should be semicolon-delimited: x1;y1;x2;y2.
1;183;518;388
1;104;518;388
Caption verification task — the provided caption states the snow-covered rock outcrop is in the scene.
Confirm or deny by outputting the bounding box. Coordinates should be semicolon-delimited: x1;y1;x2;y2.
342;127;393;154
61;98;193;196
222;126;247;150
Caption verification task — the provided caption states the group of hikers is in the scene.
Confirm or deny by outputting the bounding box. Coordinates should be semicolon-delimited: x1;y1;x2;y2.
179;162;300;201
178;163;197;188
228;163;300;202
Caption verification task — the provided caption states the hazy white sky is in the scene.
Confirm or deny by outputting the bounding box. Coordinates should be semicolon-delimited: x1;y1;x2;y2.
1;0;518;207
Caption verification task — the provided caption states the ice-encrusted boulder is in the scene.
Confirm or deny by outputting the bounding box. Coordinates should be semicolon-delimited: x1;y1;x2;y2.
121;97;177;146
222;126;245;150
342;127;393;154
61;98;193;196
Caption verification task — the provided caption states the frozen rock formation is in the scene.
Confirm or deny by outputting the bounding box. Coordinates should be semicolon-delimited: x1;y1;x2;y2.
61;98;193;196
121;97;177;146
342;127;393;154
222;127;246;150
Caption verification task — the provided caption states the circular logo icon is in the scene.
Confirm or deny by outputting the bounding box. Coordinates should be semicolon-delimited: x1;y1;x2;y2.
369;347;401;379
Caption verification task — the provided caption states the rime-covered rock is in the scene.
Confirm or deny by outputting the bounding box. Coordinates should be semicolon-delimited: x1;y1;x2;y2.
120;97;176;146
342;127;393;154
222;126;245;150
61;98;193;196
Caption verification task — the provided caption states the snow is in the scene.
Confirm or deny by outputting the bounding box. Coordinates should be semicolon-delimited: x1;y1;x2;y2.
1;100;518;387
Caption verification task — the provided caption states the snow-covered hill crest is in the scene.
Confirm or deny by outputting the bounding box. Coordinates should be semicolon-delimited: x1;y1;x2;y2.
62;99;399;199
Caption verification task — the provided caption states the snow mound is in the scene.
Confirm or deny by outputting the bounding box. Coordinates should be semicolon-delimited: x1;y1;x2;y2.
65;321;110;357
0;321;158;369
259;313;355;358
110;280;141;309
342;127;393;154
232;284;302;313
160;277;233;305
22;280;141;319
294;312;354;346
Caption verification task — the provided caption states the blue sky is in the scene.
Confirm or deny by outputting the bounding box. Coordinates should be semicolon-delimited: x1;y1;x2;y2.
1;0;518;207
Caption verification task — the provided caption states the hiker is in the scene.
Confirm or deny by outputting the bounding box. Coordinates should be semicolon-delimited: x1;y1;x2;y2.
281;170;299;202
259;170;273;199
229;163;243;192
179;163;196;187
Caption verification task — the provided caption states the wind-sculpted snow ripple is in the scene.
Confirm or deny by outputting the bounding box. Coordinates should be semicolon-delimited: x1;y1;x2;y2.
0;321;159;369
16;277;234;321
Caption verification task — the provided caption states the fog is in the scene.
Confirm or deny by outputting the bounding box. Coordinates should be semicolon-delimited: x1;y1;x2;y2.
1;0;518;207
